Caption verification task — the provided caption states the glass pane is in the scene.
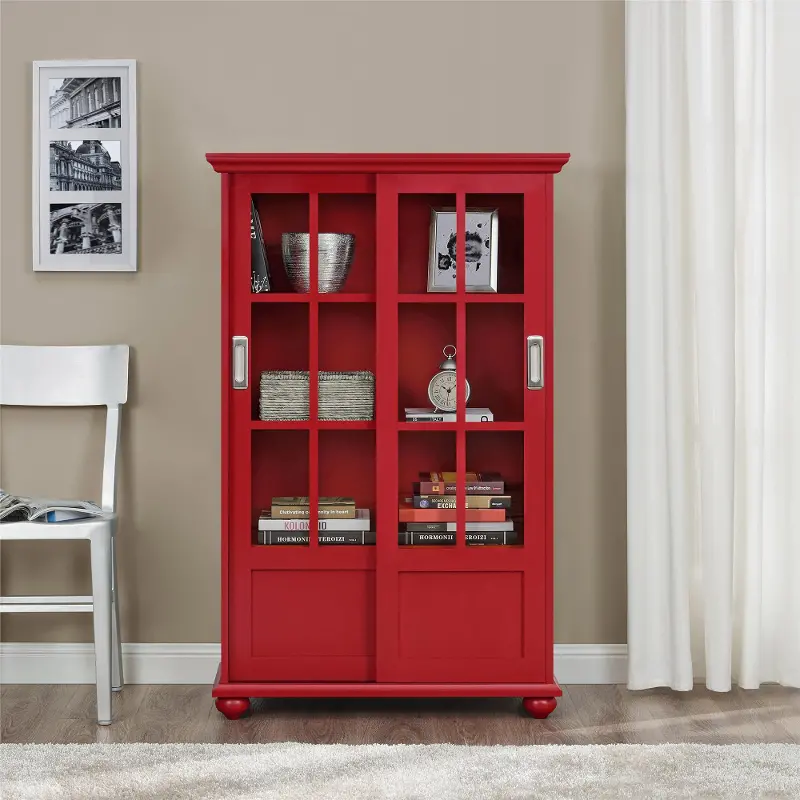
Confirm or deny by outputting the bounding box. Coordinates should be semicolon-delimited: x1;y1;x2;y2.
466;302;524;423
465;193;525;295
252;430;310;546
466;431;525;548
250;193;308;295
398;193;456;295
398;431;459;547
318;194;375;294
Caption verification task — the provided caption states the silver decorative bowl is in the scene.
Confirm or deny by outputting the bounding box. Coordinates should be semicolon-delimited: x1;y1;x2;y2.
281;233;356;293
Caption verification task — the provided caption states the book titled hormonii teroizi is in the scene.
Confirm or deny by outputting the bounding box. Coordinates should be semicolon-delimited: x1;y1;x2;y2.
257;530;376;546
270;497;356;519
399;530;521;546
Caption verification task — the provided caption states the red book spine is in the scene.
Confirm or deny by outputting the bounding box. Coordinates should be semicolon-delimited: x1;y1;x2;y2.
397;506;506;523
416;481;505;495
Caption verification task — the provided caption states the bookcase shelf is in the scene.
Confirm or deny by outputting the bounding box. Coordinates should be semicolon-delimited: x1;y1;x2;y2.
251;420;376;431
396;421;525;432
209;152;569;720
396;293;525;304
252;293;376;304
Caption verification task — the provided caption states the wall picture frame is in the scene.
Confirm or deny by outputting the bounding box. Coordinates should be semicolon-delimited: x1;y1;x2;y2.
427;207;499;293
33;60;137;272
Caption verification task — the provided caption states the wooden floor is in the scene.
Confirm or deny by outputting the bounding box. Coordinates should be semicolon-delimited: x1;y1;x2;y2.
2;684;799;745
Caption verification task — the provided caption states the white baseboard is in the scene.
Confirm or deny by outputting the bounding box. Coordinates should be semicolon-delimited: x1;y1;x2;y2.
0;643;628;685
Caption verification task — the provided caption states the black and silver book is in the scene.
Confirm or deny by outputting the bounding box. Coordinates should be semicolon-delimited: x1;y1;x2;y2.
258;530;376;546
398;530;521;546
250;199;271;292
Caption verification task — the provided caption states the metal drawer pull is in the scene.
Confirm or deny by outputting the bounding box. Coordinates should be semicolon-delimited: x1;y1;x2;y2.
232;336;248;389
527;335;543;390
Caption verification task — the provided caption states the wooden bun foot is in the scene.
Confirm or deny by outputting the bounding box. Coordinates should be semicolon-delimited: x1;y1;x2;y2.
215;697;250;720
522;696;557;719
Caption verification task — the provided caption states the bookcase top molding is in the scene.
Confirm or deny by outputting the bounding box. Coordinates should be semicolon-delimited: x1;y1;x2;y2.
205;153;571;175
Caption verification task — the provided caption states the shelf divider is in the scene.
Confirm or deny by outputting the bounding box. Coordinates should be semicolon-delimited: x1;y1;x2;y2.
308;192;320;549
456;192;467;550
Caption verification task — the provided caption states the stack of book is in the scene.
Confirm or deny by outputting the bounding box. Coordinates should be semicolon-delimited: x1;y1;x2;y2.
404;408;493;423
398;472;520;546
258;497;375;545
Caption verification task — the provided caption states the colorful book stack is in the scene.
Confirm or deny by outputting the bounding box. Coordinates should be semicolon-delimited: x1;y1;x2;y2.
258;497;375;545
398;472;520;546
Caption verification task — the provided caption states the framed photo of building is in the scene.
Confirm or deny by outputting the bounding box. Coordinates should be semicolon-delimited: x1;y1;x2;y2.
33;60;137;271
427;208;499;292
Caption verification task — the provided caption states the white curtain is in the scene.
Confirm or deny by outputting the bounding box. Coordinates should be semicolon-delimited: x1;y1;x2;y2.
626;0;800;691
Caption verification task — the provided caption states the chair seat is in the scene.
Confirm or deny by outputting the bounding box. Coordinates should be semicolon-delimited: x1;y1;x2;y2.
0;512;116;541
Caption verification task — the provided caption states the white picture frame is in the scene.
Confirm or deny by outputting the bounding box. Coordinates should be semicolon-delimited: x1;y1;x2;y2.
33;60;137;272
427;208;499;293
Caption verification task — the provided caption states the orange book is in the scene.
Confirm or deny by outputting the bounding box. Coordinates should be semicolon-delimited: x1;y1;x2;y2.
398;503;506;523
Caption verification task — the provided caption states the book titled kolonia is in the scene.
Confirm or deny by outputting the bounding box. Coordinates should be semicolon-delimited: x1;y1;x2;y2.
259;509;370;531
411;495;511;509
271;496;356;519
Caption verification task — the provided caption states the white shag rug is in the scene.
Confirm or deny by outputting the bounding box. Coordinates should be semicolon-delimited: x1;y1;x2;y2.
1;743;799;799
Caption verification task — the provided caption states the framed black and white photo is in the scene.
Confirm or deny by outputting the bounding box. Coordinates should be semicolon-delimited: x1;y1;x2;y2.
427;208;499;293
33;60;137;271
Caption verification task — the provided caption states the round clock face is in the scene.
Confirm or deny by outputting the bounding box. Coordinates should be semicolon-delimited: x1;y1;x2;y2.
428;371;471;412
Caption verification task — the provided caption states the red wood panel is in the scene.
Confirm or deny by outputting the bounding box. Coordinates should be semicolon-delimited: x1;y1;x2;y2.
398;571;523;659
375;175;400;682
220;173;231;683
227;174;256;682
237;569;376;680
214;675;561;699
544;175;556;680
522;177;549;683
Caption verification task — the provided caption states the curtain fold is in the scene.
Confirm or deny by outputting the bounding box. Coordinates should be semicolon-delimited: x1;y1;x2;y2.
626;0;800;691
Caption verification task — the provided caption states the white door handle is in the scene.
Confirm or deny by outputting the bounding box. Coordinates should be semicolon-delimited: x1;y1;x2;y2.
232;336;248;389
527;335;543;390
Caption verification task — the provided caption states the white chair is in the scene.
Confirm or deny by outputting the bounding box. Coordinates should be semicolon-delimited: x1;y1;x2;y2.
0;345;129;725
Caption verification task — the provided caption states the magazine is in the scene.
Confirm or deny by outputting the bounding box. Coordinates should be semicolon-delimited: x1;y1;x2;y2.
0;490;105;523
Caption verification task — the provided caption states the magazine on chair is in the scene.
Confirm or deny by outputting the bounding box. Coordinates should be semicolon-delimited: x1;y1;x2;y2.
0;490;104;522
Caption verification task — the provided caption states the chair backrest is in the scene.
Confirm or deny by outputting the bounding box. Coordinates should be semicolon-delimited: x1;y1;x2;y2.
0;345;130;512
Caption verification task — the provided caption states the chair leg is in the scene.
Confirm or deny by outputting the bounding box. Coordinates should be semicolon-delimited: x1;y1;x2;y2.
90;529;113;726
111;534;124;692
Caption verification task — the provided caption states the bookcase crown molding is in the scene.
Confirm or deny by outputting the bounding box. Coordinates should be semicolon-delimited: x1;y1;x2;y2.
206;153;571;175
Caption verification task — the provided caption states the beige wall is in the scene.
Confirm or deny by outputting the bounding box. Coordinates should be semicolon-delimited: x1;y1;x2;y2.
0;1;626;645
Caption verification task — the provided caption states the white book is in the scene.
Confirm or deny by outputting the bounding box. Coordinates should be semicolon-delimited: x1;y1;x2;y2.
404;520;515;532
259;508;371;532
404;407;494;422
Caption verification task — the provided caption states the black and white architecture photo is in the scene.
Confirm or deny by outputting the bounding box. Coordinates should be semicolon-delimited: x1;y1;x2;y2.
49;140;122;191
49;203;122;255
49;77;122;128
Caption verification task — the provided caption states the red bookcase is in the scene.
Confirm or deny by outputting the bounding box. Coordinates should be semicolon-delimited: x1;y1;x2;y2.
206;154;570;720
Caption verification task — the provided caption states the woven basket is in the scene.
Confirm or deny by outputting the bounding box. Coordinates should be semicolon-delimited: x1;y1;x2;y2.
259;370;375;421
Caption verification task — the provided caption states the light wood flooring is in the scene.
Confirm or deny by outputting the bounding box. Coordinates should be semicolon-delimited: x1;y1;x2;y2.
2;684;799;745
